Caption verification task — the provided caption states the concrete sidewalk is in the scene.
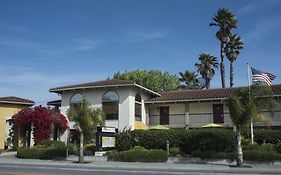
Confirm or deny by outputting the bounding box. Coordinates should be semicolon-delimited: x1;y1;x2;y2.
1;151;281;174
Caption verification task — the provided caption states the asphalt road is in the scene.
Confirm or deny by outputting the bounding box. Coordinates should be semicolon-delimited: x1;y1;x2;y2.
0;164;278;175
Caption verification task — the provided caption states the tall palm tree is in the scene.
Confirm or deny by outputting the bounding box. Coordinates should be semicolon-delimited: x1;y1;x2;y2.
179;71;199;89
195;53;219;89
225;34;244;87
210;8;237;88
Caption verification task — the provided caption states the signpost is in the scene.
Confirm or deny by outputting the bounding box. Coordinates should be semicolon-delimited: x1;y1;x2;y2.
96;126;118;151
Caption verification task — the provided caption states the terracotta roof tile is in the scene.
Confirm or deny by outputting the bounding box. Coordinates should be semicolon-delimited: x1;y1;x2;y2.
0;96;34;105
146;84;281;103
50;79;134;92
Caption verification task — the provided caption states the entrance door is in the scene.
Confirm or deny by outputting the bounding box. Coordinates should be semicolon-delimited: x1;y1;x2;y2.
160;107;169;125
213;104;224;124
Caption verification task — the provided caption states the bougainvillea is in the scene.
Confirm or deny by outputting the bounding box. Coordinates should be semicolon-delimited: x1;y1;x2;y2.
13;106;68;145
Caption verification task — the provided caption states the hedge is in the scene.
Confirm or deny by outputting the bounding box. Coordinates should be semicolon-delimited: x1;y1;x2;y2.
17;140;77;159
116;129;235;154
108;147;168;162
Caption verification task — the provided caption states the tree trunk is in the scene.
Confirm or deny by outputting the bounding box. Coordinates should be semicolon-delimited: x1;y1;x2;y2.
206;78;210;89
220;41;225;88
79;131;84;163
236;126;243;166
230;61;234;87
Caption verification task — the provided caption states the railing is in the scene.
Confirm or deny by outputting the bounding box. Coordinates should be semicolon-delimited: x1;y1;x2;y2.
148;110;281;127
149;114;186;126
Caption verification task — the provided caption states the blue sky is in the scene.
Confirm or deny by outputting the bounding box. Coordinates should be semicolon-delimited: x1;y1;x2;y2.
1;0;281;105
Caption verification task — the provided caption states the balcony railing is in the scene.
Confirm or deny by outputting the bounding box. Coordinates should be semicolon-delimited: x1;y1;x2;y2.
148;110;281;127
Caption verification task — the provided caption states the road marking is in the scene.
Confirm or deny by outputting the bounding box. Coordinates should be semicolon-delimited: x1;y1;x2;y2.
0;172;44;175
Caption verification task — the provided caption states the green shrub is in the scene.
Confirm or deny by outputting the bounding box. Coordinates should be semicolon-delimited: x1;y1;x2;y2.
84;143;96;152
180;129;235;154
17;140;67;159
244;150;281;162
252;130;281;144
116;130;132;151
108;149;167;162
274;141;281;154
169;147;182;157
83;150;93;156
67;143;78;155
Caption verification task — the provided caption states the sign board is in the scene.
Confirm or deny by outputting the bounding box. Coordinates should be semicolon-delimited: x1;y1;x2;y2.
102;127;116;133
102;136;116;148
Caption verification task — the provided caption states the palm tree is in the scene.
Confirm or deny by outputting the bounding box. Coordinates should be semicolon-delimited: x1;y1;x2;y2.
210;8;237;88
195;53;219;89
225;34;244;87
227;84;275;166
179;71;199;89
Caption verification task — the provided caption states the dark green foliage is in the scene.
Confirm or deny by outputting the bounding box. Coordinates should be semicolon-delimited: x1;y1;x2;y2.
116;130;132;151
180;129;235;154
116;129;235;154
17;140;69;159
107;147;168;162
274;142;281;154
114;70;180;92
244;151;281;162
84;143;96;153
253;130;281;144
83;150;93;156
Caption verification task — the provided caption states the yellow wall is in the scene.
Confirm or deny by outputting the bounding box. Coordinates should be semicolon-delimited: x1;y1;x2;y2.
0;103;27;150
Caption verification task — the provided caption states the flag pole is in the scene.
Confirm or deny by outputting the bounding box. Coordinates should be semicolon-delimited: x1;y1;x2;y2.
247;63;254;145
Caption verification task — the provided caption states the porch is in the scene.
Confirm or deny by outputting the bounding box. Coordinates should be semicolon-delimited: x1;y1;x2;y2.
147;110;281;128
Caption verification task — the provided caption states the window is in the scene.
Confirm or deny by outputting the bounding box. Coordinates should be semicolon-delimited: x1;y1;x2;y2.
135;93;142;121
70;93;83;111
102;91;119;120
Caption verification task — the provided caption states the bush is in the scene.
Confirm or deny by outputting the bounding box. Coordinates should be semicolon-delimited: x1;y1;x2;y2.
244;150;281;162
180;129;235;154
17;140;67;159
169;147;182;157
108;148;168;162
116;130;132;151
84;143;96;153
67;143;78;155
274;141;281;154
252;130;281;144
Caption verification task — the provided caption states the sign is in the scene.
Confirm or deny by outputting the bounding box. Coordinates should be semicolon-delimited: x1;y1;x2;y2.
102;136;116;148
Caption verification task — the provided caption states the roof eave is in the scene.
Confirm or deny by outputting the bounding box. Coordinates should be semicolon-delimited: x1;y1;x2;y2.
0;101;34;106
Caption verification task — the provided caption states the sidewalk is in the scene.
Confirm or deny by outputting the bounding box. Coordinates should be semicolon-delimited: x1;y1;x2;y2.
1;151;281;174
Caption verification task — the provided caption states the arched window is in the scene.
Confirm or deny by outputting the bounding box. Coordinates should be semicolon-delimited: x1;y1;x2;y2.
70;93;83;110
102;91;119;120
135;93;142;121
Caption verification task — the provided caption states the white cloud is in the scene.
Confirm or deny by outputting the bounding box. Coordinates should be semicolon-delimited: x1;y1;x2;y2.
239;0;281;15
244;15;281;47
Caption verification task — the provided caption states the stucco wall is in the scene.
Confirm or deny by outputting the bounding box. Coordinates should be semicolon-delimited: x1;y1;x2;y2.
0;104;27;150
60;86;153;132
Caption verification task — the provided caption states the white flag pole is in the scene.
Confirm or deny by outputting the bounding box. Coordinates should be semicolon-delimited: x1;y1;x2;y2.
247;63;254;145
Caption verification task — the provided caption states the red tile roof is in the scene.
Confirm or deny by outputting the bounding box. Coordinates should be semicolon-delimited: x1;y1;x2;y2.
145;84;281;103
49;79;160;96
0;96;34;105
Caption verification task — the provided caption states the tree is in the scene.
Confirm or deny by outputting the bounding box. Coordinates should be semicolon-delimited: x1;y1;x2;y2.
227;84;275;166
67;98;105;144
179;71;200;89
195;53;219;89
225;34;244;87
12;106;68;146
113;70;180;92
210;8;237;88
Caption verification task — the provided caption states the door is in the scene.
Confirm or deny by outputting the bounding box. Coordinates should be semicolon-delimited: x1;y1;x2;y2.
213;104;224;124
160;107;169;125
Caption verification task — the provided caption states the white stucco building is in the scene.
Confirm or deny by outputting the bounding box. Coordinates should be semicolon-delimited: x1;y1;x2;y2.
49;79;281;131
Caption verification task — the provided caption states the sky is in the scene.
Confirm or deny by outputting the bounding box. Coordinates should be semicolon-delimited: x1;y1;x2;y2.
1;0;281;105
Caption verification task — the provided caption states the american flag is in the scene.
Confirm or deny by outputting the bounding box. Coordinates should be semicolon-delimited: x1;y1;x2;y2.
251;68;276;86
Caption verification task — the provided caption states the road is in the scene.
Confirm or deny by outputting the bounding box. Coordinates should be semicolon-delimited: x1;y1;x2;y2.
0;164;278;175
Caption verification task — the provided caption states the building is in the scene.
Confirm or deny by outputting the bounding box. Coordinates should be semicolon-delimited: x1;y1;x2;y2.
49;79;281;132
0;96;34;150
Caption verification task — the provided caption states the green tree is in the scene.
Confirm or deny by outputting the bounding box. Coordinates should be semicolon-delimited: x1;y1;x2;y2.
195;53;219;89
67;98;105;144
227;84;275;166
225;34;244;87
114;70;180;92
210;8;237;88
179;71;200;89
